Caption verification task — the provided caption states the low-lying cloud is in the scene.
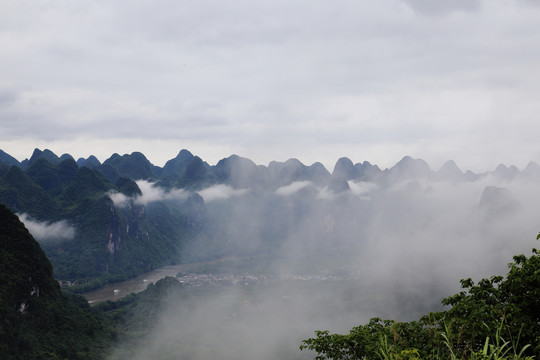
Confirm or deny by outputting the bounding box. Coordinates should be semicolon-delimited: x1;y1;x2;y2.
197;184;249;202
135;180;189;205
348;180;378;197
108;174;540;360
17;213;76;242
109;181;251;207
109;181;190;207
108;191;131;208
275;180;312;196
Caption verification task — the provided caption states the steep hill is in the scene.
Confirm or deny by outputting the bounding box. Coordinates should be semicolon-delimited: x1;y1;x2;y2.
1;147;540;292
0;157;202;291
0;204;111;359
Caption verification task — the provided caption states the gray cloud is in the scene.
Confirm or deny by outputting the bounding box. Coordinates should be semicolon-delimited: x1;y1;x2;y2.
403;0;481;16
0;89;17;107
1;1;540;171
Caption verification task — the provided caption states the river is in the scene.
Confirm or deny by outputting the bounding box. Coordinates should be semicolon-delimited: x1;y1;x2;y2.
82;264;190;304
79;258;242;305
81;257;348;305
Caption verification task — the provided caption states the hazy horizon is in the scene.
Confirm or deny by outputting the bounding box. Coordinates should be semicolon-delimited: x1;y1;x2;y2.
2;1;540;358
2;0;540;172
104;172;540;360
2;146;539;176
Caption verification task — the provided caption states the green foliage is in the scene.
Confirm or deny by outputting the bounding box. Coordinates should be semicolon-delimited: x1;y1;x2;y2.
0;204;112;360
301;237;540;360
115;177;142;197
27;148;62;167
0;165;61;219
300;319;392;360
442;245;540;356
0;156;200;287
59;166;114;204
173;155;217;189
26;158;78;197
95;276;191;359
0;149;21;167
101;152;158;181
301;316;446;360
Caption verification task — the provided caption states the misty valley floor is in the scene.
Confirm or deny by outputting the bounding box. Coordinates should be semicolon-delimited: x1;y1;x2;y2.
96;256;447;360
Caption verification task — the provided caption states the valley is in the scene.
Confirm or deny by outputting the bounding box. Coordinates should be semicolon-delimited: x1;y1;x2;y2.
1;148;539;359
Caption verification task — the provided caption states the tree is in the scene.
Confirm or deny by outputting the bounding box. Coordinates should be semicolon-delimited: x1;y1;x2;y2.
301;236;540;359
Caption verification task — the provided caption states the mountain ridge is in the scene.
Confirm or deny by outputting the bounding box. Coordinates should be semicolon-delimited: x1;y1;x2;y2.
3;148;537;184
1;147;538;291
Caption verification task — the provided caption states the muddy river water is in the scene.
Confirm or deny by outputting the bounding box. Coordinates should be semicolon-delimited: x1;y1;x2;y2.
81;258;347;305
82;263;196;304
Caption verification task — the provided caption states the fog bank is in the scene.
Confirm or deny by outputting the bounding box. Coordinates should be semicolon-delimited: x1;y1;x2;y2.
18;213;76;242
109;174;540;360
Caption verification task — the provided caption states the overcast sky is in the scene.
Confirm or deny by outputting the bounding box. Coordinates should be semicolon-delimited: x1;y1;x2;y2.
1;0;540;172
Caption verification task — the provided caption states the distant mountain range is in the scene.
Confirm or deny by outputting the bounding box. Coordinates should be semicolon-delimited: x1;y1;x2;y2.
2;148;539;187
1;148;538;290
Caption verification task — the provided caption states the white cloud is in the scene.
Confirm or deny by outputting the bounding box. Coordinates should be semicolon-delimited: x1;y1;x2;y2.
135;180;189;205
108;191;130;208
111;181;249;206
348;181;378;197
198;184;249;202
275;181;312;196
17;213;75;241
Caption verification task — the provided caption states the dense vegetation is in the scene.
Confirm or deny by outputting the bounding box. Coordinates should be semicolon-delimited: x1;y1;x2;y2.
0;147;343;289
1;147;538;291
2;147;540;359
300;238;540;360
0;150;202;291
94;277;189;359
0;204;112;359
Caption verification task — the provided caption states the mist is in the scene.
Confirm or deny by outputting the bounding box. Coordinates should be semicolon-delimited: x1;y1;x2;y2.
110;181;248;206
108;172;540;360
109;180;190;208
275;181;313;196
198;184;250;202
17;213;76;242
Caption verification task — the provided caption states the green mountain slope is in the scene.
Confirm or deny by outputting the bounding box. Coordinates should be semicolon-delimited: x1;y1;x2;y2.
0;153;201;289
0;204;111;359
101;152;160;182
0;165;60;220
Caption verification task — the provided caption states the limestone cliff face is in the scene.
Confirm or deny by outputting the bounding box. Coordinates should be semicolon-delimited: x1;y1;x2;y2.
106;200;149;257
0;161;204;285
104;198;154;275
96;193;208;281
68;194;186;281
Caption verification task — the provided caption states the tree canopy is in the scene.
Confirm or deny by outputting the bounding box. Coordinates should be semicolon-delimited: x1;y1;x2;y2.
301;237;540;360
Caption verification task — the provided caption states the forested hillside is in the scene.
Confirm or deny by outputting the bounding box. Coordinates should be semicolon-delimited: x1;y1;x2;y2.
1;172;539;359
1;147;539;298
0;150;204;291
0;204;112;359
